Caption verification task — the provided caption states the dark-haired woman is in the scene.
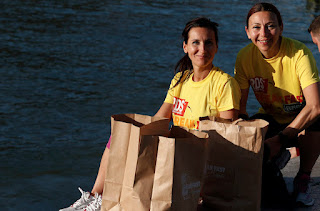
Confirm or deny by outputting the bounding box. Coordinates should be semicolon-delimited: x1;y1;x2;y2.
234;2;320;207
60;17;240;211
155;17;240;126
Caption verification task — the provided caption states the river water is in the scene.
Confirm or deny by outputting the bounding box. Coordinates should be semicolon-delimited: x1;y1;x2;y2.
1;0;320;210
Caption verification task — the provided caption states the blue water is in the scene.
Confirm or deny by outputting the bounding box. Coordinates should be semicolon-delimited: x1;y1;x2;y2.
1;0;320;210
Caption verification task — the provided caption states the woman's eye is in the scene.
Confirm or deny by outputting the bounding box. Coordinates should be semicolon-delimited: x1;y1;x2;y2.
205;41;213;46
253;26;260;29
267;25;276;29
192;41;199;45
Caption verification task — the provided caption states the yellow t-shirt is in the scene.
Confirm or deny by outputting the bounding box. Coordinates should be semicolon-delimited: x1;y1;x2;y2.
164;66;241;129
235;36;320;124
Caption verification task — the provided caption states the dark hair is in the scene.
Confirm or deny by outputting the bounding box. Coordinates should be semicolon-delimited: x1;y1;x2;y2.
173;17;219;87
308;15;320;34
246;2;283;27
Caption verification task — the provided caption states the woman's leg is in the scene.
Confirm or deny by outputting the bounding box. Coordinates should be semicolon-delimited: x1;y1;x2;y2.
91;137;111;195
91;145;110;195
293;131;320;206
59;144;109;210
298;131;320;173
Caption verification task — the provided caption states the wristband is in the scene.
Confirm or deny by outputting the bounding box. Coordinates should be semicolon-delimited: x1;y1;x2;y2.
278;131;299;148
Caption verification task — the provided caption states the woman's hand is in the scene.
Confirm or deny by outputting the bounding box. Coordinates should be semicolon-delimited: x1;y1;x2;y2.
219;109;239;121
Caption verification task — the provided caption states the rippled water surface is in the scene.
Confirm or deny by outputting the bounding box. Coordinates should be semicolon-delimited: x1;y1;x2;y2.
1;0;320;210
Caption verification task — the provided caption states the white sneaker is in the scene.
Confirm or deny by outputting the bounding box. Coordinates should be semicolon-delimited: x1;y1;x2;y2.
83;193;102;211
60;187;94;211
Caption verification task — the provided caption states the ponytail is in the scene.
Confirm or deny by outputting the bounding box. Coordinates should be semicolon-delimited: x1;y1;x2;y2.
172;54;193;88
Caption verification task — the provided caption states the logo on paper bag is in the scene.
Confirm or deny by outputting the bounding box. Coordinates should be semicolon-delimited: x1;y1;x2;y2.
206;164;226;178
250;77;268;93
181;173;201;200
173;97;188;116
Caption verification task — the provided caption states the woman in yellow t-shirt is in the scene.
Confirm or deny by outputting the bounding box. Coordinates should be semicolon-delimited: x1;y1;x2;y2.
234;2;320;207
155;17;240;128
60;17;240;211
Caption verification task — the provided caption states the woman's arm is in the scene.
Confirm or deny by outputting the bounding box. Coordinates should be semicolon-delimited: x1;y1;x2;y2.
283;82;320;138
219;109;239;121
266;82;320;159
239;88;249;117
154;102;173;119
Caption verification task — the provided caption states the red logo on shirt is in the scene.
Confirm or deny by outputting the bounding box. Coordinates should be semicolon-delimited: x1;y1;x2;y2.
172;97;188;116
250;77;268;93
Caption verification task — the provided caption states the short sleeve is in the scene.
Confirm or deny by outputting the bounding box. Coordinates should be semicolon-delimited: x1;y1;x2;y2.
296;47;320;90
164;78;175;104
217;77;241;111
164;72;184;104
234;52;250;90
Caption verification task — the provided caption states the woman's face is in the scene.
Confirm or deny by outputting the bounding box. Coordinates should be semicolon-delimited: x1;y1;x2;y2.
183;27;217;71
245;11;283;59
311;31;320;53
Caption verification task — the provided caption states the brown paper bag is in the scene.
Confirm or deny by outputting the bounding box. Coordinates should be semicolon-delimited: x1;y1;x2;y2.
199;118;268;211
150;126;208;211
101;114;170;211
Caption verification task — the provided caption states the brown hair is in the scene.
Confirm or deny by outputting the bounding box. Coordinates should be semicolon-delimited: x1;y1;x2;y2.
173;17;219;87
246;2;283;27
308;15;320;34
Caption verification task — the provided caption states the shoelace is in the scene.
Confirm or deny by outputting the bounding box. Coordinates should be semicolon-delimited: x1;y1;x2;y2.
72;187;90;207
84;193;102;211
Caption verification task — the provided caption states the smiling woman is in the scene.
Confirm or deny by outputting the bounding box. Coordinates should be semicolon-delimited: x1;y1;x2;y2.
60;17;241;211
155;17;240;123
234;2;320;208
